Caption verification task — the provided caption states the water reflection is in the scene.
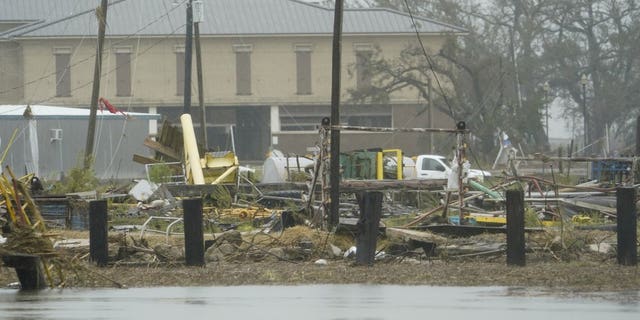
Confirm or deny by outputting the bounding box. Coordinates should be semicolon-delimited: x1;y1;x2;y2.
0;285;638;320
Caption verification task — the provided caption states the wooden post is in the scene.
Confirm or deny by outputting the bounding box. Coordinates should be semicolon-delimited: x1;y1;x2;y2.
183;198;205;266
566;139;573;177
84;0;109;168
355;192;383;266
506;189;525;266
616;187;637;266
194;22;207;148
183;0;193;115
1;254;47;290
636;116;640;156
89;199;108;267
329;0;344;230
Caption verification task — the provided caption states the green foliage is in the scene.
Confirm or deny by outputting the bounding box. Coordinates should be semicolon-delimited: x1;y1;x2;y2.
148;163;172;184
50;161;98;194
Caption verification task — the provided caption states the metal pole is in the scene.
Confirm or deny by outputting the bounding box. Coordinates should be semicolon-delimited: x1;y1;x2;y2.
329;0;344;230
183;0;193;115
84;0;109;169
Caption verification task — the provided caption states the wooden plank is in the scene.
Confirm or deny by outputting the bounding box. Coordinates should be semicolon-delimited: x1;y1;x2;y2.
559;199;616;216
133;154;161;165
144;137;180;161
339;179;446;192
386;227;448;245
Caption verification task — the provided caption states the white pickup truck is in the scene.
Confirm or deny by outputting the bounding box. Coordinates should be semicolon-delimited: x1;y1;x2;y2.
397;154;491;182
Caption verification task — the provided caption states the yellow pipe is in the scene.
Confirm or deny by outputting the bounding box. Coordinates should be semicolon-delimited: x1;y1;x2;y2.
180;114;205;185
211;166;238;184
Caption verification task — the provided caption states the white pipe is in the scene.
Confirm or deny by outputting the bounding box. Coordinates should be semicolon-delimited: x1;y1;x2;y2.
180;114;205;185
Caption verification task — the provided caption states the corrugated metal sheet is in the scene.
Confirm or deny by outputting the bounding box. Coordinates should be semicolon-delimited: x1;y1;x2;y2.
0;0;465;39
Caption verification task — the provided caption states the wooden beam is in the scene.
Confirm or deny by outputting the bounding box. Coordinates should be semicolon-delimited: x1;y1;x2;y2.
132;154;161;165
143;137;180;161
338;179;446;192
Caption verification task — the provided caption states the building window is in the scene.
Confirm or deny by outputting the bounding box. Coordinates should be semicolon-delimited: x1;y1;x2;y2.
54;48;71;97
295;44;312;95
279;104;391;131
115;47;132;96
233;44;252;95
175;46;185;96
355;43;374;90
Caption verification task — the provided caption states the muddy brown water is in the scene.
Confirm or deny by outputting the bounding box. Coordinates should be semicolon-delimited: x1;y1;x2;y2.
0;285;638;320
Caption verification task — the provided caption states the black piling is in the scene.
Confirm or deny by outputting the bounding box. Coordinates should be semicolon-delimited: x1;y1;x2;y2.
355;192;383;266
183;198;205;266
89;199;108;267
616;187;637;266
1;254;47;290
506;189;525;266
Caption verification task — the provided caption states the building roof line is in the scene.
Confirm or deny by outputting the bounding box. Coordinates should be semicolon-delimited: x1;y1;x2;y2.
0;19;42;37
6;0;127;39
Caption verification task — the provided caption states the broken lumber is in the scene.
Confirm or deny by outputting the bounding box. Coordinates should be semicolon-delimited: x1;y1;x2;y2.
386;227;447;245
143;137;180;161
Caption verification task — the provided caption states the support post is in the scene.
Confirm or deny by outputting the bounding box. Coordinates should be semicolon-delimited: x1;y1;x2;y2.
328;0;344;230
183;198;205;266
616;187;637;266
636;116;640;156
506;189;525;266
183;0;193;115
89;199;108;267
84;0;109;168
195;22;207;148
1;254;47;290
355;192;383;266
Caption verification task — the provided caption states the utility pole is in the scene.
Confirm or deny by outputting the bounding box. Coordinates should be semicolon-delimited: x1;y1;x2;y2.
580;74;589;155
543;81;550;150
329;0;344;230
427;77;433;153
84;0;109;169
194;1;207;147
183;0;193;115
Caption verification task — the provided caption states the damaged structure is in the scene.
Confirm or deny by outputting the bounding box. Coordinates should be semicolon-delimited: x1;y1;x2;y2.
0;105;160;180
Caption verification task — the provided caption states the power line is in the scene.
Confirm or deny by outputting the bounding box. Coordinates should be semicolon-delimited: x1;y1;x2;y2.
402;0;457;125
0;0;188;96
34;24;187;105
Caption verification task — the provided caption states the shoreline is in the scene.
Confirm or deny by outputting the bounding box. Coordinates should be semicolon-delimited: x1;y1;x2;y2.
2;257;639;291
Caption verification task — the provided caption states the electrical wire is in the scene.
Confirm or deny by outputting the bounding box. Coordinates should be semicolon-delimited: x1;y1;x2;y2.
402;0;457;125
0;0;188;97
33;23;186;105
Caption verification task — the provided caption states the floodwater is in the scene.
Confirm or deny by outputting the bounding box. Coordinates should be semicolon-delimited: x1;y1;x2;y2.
0;285;638;320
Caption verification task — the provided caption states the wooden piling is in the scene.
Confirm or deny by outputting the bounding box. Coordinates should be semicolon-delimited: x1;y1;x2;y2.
355;192;383;266
183;198;205;266
616;187;637;266
89;199;108;267
506;189;525;266
636;116;640;156
1;254;47;290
